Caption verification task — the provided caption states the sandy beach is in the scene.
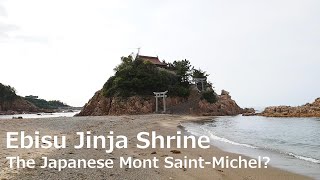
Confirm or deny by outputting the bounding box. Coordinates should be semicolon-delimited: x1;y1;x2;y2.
0;115;310;180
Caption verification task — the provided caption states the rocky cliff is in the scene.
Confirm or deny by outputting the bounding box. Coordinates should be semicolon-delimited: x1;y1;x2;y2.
0;97;39;115
197;90;243;116
260;98;320;117
77;88;243;116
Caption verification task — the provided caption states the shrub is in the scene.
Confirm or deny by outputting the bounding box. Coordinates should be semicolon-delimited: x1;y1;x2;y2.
102;56;191;98
201;90;218;103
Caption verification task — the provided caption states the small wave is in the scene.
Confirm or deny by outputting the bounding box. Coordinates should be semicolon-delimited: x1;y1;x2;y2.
183;124;257;149
183;123;320;165
200;126;257;149
287;153;320;164
207;132;257;149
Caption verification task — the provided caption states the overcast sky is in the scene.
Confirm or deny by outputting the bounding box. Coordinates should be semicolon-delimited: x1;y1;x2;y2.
0;0;319;107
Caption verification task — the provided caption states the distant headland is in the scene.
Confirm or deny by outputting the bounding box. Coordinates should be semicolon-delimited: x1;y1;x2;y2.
0;83;77;115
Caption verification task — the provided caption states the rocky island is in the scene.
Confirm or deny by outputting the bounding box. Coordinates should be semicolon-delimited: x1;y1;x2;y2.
78;55;243;116
260;98;320;117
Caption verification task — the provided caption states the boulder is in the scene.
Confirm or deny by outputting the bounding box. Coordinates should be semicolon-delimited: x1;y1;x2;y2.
221;90;230;96
242;108;256;116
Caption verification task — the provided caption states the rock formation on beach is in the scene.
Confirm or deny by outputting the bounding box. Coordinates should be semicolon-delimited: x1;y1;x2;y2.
196;89;243;116
77;89;243;116
260;98;320;117
78;55;243;116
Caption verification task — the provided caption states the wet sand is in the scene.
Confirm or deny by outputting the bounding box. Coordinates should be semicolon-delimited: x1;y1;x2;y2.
0;114;310;179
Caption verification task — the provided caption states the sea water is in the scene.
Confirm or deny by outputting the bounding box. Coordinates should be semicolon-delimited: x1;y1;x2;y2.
183;115;320;179
0;111;80;120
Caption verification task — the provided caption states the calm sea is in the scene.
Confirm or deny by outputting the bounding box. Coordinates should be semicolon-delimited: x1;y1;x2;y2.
183;115;320;179
0;111;80;120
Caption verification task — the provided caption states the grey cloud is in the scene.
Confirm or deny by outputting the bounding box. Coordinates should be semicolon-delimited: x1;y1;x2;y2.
0;1;18;40
0;3;47;44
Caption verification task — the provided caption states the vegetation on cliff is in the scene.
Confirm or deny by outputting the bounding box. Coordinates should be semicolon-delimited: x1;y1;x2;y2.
102;55;217;103
0;83;37;113
201;90;217;103
103;55;188;97
0;83;17;102
0;83;69;113
24;97;69;109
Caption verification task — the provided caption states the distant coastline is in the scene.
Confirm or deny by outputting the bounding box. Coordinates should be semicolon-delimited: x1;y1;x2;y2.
0;83;80;116
258;98;320;117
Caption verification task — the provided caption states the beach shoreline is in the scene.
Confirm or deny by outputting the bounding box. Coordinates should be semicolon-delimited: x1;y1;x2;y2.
0;115;310;179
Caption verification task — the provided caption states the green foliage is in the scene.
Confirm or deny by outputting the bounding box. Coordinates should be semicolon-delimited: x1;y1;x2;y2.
0;83;69;110
201;90;218;104
24;97;69;109
48;100;69;108
168;85;190;97
102;55;217;99
103;56;191;98
192;68;210;90
192;68;209;78
168;59;192;84
113;55;134;72
0;83;17;102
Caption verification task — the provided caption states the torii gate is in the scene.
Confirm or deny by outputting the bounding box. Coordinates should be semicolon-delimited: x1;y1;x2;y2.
193;78;206;91
153;91;168;113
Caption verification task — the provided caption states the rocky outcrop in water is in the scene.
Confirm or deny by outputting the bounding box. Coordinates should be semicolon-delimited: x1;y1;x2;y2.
77;89;243;116
260;98;320;117
242;108;256;116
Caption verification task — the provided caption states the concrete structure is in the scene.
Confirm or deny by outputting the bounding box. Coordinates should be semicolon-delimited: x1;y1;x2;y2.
153;91;168;113
193;78;207;91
